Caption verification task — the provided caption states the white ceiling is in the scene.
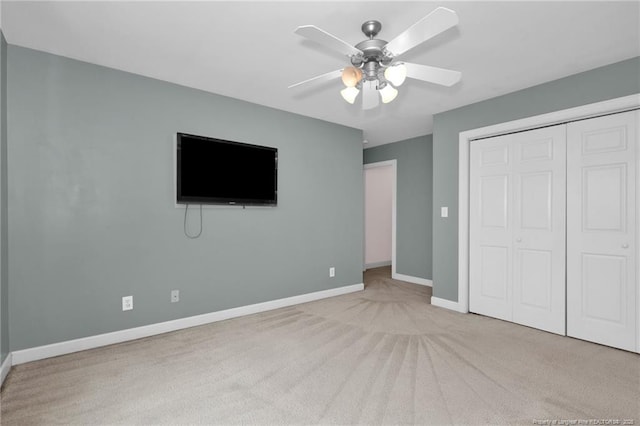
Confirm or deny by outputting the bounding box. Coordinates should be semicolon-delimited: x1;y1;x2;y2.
2;1;639;147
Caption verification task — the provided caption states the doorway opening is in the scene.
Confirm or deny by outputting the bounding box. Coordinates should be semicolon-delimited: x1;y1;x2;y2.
364;160;397;275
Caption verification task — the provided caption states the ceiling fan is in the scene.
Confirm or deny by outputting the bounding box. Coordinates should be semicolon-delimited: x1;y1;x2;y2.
289;7;461;110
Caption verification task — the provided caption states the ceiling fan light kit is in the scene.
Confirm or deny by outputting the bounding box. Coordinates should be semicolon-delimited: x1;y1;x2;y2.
290;7;462;110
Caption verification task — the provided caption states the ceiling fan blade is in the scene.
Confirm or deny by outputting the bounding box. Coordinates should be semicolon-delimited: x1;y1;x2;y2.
362;81;379;110
404;62;461;87
295;25;362;57
288;69;343;89
384;7;458;57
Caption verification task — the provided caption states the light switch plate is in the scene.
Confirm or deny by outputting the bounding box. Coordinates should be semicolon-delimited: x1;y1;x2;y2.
441;207;448;218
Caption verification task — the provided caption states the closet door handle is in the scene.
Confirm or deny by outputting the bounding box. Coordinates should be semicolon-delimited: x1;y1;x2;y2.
516;237;522;243
621;243;629;249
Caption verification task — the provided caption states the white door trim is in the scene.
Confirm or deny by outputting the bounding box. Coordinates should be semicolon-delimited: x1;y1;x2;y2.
457;93;640;351
364;160;397;277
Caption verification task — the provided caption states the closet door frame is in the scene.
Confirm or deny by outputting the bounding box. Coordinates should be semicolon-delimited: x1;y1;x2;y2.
451;93;640;353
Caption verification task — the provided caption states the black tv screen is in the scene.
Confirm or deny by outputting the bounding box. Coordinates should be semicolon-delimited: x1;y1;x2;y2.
176;133;277;206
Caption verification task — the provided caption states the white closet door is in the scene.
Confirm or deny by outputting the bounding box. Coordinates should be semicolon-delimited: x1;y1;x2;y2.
511;126;566;334
470;126;566;334
567;110;638;352
470;136;513;321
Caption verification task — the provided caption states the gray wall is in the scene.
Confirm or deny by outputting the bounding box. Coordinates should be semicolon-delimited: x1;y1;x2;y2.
7;46;364;351
0;32;8;364
432;56;640;302
363;135;433;280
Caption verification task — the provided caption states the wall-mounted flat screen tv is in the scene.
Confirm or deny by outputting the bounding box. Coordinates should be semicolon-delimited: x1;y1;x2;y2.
176;133;278;206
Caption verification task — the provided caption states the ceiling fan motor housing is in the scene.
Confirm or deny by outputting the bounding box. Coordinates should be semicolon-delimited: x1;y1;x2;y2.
355;39;387;61
354;36;393;84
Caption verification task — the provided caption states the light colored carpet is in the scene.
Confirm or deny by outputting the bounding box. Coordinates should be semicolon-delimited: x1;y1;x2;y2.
1;266;639;425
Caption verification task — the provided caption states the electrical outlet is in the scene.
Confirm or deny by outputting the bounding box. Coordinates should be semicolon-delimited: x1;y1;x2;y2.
171;289;180;303
329;267;335;278
122;295;133;311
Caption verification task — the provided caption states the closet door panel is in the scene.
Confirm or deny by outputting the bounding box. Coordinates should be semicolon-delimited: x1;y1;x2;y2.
567;110;638;352
512;126;566;335
470;137;513;321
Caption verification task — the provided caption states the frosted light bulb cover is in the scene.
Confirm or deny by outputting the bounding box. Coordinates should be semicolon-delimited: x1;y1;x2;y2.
341;67;363;87
340;86;360;104
384;64;407;87
379;84;398;104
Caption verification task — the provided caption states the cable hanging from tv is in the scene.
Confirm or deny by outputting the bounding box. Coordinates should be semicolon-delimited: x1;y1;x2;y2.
183;204;203;239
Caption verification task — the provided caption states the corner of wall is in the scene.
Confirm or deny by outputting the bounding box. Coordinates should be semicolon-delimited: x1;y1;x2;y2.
0;352;11;388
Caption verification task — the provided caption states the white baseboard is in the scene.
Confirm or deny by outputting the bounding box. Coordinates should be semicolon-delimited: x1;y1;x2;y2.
365;261;392;269
12;283;364;365
1;352;12;387
392;272;432;287
431;296;467;313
